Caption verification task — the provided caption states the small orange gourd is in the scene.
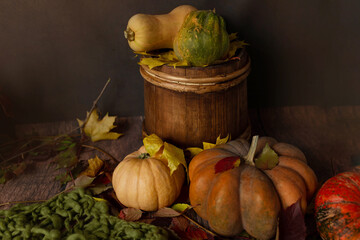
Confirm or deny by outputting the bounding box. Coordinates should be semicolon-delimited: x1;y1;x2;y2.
124;5;197;52
189;136;318;239
112;146;185;211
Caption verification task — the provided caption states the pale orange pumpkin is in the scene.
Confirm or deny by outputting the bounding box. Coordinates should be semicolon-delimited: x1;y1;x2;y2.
112;146;185;211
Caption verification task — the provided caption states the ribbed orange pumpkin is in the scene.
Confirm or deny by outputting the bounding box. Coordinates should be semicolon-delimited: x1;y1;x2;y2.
188;136;318;239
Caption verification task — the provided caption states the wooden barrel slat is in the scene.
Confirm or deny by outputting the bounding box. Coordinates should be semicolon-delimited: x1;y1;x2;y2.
142;49;251;148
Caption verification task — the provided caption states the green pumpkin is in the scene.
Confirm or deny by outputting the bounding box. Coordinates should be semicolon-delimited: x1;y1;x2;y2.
173;10;230;67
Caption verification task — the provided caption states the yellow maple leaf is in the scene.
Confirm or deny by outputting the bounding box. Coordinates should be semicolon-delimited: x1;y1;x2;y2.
162;142;187;175
80;155;104;177
143;134;187;175
203;134;230;150
159;51;178;61
185;147;204;158
143;134;164;157
228;40;250;59
139;57;167;69
186;134;230;158
77;108;122;142
215;134;230;145
229;32;238;41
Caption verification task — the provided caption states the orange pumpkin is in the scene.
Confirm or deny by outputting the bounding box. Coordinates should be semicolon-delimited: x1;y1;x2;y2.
188;136;318;239
112;146;185;211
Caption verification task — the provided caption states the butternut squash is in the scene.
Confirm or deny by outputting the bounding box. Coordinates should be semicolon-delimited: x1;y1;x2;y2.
124;5;197;52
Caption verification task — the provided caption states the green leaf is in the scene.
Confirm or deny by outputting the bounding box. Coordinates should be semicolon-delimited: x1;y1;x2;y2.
55;172;72;185
54;146;78;169
172;203;191;213
0;169;7;184
254;143;279;170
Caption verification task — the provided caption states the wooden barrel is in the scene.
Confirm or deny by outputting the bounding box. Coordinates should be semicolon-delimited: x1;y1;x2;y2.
140;49;251;148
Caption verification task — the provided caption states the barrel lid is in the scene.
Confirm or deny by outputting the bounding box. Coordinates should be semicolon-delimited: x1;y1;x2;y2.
140;49;251;93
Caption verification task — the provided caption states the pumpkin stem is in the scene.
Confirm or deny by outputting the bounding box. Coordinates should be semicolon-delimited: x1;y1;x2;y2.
139;153;150;159
124;27;135;41
244;135;259;166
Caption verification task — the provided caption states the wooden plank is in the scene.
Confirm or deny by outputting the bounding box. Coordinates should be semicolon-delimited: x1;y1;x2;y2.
254;105;360;182
0;116;144;208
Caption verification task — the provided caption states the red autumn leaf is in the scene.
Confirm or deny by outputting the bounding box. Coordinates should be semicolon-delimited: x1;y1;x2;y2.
214;156;240;173
170;216;190;232
170;216;213;240
93;172;112;185
118;207;143;221
279;199;307;240
185;225;212;240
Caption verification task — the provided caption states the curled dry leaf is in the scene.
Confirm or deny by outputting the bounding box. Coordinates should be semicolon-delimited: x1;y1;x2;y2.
118;207;143;221
279;199;306;240
74;175;95;188
79;155;104;177
152;207;183;218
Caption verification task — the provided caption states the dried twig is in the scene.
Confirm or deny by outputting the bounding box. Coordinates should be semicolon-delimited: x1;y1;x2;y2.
0;186;74;208
81;144;118;162
181;214;219;238
79;78;111;131
1;79;111;164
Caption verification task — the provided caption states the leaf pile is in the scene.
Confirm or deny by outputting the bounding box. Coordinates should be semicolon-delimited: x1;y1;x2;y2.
137;33;249;69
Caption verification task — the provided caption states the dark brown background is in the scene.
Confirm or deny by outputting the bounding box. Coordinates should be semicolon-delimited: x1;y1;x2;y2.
1;0;359;124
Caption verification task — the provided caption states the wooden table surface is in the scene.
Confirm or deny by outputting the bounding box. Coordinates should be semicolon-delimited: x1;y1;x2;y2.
1;105;360;237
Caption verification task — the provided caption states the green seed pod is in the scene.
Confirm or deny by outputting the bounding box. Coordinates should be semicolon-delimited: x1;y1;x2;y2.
49;229;61;239
50;214;63;230
125;228;144;239
93;201;109;214
0;220;7;231
55;208;68;218
40;206;51;217
66;233;86;240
